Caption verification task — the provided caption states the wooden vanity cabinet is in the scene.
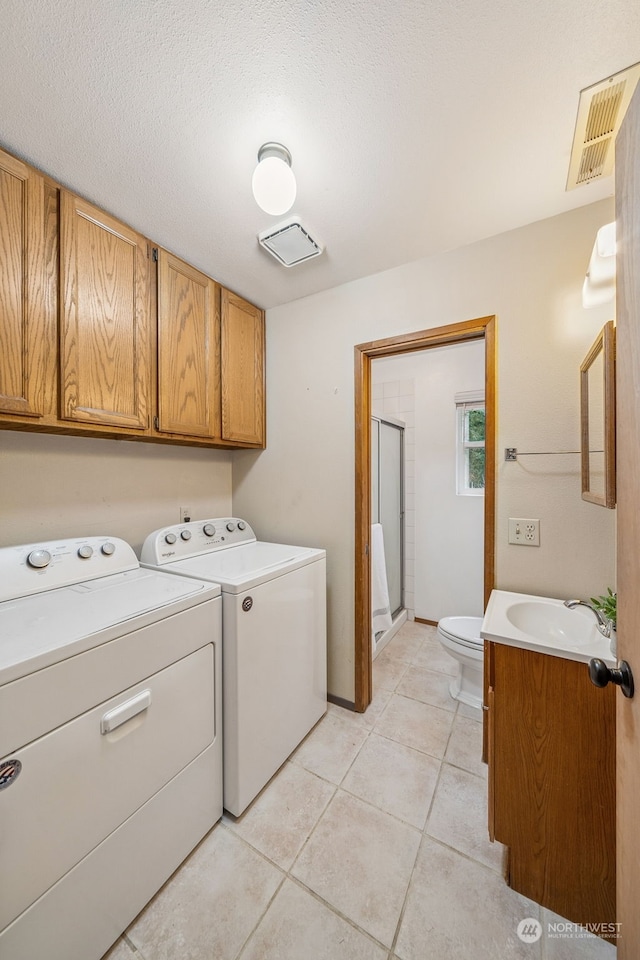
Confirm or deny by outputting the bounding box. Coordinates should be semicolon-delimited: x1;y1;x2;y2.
221;289;265;446
0;148;58;421
59;192;152;432
485;640;616;928
156;249;221;440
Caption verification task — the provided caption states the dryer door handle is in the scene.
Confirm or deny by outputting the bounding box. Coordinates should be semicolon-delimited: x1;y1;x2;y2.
101;690;152;734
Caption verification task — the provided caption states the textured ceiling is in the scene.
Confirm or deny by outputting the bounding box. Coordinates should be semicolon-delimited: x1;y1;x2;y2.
1;0;639;309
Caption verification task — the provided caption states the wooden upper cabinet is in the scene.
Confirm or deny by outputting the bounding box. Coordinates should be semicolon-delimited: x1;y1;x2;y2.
221;289;265;445
0;144;266;448
60;192;151;430
156;249;221;438
0;148;57;418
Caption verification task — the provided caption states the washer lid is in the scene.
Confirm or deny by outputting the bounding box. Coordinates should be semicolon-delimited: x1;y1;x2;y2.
147;540;326;593
438;616;484;646
0;568;220;684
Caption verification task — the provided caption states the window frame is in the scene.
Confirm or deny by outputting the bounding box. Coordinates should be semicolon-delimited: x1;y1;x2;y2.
456;391;486;497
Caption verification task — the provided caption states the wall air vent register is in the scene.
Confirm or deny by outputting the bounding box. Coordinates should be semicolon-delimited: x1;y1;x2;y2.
258;217;324;267
567;62;640;190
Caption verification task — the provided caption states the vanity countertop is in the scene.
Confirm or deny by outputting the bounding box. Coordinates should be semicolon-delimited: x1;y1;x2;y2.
481;589;614;665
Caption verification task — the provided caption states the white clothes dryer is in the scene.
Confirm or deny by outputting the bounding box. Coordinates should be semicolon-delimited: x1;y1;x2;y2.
0;535;222;960
141;518;327;816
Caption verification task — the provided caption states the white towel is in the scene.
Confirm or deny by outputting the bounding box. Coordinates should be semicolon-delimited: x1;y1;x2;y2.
371;523;393;640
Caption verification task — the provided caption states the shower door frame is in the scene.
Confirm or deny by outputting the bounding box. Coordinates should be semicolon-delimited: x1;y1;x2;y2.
371;414;405;619
354;316;496;713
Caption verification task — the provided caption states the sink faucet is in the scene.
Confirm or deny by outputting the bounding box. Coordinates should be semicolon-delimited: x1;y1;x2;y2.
563;599;613;638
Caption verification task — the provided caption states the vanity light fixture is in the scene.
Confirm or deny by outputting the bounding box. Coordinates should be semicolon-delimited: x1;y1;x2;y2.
582;221;616;308
251;142;296;216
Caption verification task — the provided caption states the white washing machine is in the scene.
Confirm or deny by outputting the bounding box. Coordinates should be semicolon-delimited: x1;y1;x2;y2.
141;518;327;816
0;535;222;960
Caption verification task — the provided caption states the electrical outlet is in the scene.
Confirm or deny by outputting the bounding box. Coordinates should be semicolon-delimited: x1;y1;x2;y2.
508;518;540;546
180;506;191;523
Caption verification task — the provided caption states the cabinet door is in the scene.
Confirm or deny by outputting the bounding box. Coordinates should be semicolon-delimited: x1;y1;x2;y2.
157;250;221;438
491;643;615;925
221;289;265;445
60;192;151;430
0;149;57;418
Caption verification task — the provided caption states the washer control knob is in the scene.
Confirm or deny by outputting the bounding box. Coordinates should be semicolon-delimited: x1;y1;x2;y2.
181;530;192;541
101;542;116;556
78;545;93;559
226;522;237;532
165;533;177;545
237;520;246;531
27;549;51;569
203;523;216;537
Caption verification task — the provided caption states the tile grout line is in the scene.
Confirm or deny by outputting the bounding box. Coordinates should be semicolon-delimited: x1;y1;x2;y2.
122;933;144;957
287;874;393;955
121;622;496;960
233;867;288;960
373;627;453;959
382;741;458;957
223;797;397;959
385;623;501;956
228;635;446;960
386;820;430;959
369;726;453;766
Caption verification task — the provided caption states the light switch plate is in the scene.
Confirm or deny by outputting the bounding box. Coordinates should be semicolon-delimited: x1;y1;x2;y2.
508;518;540;546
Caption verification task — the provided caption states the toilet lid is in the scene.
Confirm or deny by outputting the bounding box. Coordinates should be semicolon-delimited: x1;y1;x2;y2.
438;616;484;649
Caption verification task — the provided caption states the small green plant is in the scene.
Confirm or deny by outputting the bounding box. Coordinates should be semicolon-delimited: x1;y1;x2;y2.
590;587;617;629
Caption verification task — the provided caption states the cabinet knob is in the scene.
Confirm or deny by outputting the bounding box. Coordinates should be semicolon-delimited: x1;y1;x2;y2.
588;658;634;699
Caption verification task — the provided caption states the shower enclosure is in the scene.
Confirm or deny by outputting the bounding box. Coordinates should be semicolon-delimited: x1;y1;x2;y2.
371;415;405;653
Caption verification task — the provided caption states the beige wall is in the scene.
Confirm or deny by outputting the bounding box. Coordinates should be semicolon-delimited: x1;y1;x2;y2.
233;199;617;703
1;432;232;554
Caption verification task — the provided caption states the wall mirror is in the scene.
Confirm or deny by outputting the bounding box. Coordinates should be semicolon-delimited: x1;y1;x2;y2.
580;320;616;508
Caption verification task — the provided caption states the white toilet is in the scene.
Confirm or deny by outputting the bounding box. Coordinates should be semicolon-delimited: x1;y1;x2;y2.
437;616;484;709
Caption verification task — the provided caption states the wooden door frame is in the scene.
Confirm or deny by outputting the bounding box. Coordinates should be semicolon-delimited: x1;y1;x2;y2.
354;316;497;713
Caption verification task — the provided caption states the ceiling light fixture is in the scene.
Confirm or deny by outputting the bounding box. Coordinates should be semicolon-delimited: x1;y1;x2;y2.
251;142;296;216
582;221;616;308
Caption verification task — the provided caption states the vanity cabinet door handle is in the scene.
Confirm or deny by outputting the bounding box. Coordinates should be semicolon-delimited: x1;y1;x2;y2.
588;658;634;699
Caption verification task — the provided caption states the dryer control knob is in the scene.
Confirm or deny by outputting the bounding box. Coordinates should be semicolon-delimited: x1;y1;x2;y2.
203;523;216;537
101;542;116;556
181;530;192;541
78;545;93;559
165;533;177;544
27;549;51;569
226;522;237;532
237;521;246;531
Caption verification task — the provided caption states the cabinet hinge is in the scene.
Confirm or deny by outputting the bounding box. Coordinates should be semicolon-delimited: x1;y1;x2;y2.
152;248;159;262
153;416;159;430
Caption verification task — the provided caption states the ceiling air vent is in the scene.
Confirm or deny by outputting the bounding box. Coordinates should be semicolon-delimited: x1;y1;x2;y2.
258;217;324;267
567;62;640;190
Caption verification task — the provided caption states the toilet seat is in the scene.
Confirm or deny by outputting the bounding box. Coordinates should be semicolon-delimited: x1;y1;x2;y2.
438;616;483;651
436;615;484;709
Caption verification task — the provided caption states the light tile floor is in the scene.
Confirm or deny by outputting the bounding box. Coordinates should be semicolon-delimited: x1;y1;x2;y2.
104;621;616;960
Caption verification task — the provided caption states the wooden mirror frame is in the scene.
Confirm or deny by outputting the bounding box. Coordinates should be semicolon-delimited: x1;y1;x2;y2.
580;320;616;508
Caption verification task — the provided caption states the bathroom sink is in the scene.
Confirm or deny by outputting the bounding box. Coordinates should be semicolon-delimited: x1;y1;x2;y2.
481;590;612;665
505;600;599;647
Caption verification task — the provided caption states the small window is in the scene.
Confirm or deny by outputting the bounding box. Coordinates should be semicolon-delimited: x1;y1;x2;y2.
456;395;485;496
